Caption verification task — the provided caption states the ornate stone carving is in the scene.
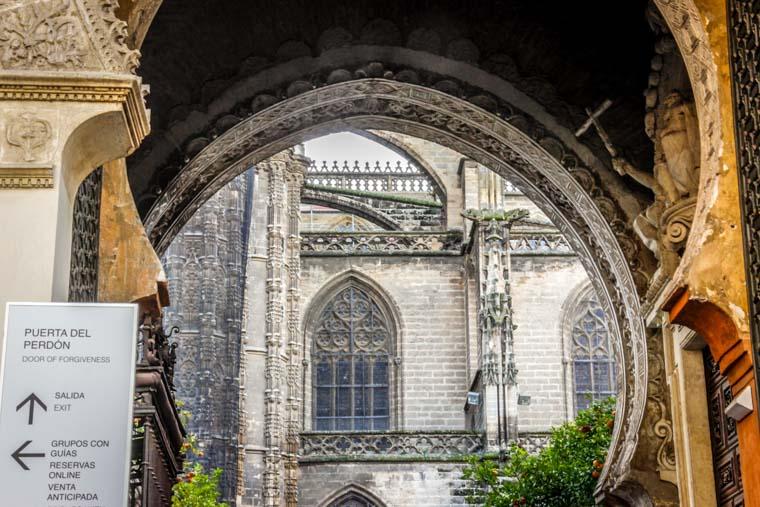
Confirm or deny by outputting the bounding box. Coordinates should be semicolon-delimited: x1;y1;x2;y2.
0;0;140;73
142;79;648;500
0;0;88;69
6;112;51;162
300;231;463;256
299;431;484;461
0;111;54;188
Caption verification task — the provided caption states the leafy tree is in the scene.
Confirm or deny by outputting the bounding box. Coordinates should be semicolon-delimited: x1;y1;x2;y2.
172;463;227;507
463;397;615;506
171;400;227;507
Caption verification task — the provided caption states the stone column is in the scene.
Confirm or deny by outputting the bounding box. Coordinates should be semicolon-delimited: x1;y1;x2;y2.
240;149;305;506
0;1;149;326
263;155;287;507
283;154;307;507
241;165;271;506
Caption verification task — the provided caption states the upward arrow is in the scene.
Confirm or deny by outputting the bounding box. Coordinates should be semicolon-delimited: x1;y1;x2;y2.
16;393;47;425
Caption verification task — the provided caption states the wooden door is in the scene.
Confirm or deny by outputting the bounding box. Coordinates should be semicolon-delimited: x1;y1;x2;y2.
704;349;744;506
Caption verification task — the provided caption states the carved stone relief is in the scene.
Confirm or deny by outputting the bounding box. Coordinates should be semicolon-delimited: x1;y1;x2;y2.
0;110;55;188
0;0;140;73
6;112;51;162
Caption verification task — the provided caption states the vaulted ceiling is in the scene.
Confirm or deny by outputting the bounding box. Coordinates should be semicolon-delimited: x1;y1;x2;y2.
129;0;656;218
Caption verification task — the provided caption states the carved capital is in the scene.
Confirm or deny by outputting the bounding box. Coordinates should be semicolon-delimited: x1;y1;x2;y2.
0;0;140;74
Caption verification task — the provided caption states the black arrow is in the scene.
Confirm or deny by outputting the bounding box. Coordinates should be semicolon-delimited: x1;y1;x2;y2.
11;440;45;471
16;393;47;425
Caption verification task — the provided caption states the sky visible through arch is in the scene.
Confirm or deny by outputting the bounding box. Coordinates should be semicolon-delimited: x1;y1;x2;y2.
303;132;407;166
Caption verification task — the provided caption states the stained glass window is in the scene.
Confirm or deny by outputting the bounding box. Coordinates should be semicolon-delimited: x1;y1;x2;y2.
313;286;391;431
572;295;616;413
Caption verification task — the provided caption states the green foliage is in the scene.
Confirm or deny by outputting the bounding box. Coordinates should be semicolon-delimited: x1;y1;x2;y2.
172;463;227;507
171;401;227;507
462;397;616;507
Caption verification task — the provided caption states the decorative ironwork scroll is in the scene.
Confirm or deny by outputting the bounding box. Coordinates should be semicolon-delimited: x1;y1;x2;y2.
68;167;102;302
728;0;760;424
300;431;484;461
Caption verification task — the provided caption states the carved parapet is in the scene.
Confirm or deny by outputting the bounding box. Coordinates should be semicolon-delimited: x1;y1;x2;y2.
300;231;463;256
299;431;484;462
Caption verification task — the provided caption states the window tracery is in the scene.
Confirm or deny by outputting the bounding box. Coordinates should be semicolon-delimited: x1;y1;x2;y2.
312;285;392;431
571;294;616;413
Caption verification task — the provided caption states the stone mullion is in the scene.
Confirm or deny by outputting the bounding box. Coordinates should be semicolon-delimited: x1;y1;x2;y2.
263;160;287;507
284;156;306;507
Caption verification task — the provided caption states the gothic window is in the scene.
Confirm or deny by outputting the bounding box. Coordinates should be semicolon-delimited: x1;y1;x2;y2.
571;294;616;413
313;285;392;431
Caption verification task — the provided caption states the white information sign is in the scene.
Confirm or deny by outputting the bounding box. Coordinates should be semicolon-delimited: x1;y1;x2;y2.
0;303;138;507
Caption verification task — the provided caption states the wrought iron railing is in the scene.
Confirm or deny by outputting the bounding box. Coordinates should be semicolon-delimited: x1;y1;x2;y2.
301;231;463;256
130;314;185;507
300;431;485;462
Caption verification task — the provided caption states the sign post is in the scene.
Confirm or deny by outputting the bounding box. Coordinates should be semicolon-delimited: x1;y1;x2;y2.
0;303;138;506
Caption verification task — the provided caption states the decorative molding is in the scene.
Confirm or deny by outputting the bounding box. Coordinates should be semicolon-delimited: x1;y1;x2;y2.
300;231;463;256
299;431;484;461
0;165;52;188
0;74;150;151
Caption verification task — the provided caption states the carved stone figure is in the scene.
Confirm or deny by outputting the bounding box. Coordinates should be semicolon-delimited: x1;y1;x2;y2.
611;92;700;258
658;92;700;199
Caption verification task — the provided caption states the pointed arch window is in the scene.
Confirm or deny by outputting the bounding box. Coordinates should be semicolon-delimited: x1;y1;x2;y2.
313;285;392;431
571;295;616;413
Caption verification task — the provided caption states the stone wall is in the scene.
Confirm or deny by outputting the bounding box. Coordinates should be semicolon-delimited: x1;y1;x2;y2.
298;462;470;507
511;256;588;431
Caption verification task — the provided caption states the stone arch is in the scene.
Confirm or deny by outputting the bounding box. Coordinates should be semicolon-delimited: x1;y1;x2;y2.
302;269;405;431
301;188;402;231
143;78;647;496
317;483;387;507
